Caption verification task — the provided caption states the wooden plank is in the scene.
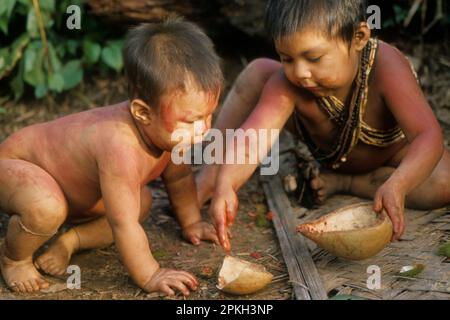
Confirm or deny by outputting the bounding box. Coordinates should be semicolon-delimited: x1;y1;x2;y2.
262;182;311;300
262;174;328;300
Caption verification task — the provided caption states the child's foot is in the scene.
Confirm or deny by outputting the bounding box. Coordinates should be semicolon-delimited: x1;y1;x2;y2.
35;229;79;276
310;171;353;204
0;245;49;293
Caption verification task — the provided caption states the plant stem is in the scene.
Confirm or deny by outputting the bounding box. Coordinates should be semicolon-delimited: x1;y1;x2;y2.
32;0;52;74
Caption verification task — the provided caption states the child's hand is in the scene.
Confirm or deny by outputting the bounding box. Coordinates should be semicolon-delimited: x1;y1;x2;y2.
182;221;219;245
143;268;198;297
373;180;406;241
208;185;238;253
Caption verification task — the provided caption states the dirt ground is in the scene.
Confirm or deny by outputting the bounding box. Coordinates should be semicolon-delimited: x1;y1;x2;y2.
0;37;449;300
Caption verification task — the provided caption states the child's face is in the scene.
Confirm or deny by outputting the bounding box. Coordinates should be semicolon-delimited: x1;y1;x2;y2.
275;28;362;98
132;86;219;152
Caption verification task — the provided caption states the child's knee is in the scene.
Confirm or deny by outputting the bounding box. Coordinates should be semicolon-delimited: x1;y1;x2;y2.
20;196;68;235
429;173;450;203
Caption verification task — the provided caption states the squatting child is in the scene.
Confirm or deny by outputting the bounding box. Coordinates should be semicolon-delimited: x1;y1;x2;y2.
0;17;222;295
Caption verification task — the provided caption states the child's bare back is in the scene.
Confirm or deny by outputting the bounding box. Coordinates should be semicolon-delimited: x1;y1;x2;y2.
1;102;169;217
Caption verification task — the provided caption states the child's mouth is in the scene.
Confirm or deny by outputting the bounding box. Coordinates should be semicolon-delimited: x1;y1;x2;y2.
305;86;320;92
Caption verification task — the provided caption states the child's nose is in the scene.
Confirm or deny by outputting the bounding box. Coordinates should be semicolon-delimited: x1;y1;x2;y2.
294;62;312;80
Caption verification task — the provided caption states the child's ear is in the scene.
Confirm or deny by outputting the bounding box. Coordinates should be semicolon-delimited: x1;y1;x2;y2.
353;22;371;51
130;99;154;125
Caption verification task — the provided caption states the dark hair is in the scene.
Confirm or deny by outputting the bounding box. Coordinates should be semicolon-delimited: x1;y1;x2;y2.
265;0;367;44
124;16;223;107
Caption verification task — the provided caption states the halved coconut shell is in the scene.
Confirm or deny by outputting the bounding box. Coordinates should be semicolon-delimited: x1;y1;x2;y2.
217;256;273;295
297;203;393;260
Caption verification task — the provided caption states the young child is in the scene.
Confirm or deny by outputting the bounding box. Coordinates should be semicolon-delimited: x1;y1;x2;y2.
0;17;223;295
196;0;450;252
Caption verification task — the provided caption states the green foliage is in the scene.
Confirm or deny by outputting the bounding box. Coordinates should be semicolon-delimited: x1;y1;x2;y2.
0;0;125;100
437;242;450;258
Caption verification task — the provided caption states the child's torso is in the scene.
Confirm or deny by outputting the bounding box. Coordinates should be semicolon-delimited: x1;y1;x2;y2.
293;41;408;174
0;102;170;214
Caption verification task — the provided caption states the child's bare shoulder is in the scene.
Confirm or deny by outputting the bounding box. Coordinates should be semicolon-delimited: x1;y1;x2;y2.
374;41;418;91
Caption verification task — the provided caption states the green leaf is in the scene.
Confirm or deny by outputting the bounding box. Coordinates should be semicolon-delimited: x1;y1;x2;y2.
393;4;407;24
65;39;79;56
26;9;39;38
40;10;54;29
23;42;46;86
39;0;55;12
83;39;101;65
0;107;6;114
397;264;425;278
0;33;30;80
437;242;450;258
101;40;123;72
10;59;25;100
34;83;48;98
48;72;64;93
152;250;166;259
47;42;62;72
0;19;8;35
0;48;8;74
60;60;83;90
0;0;17;34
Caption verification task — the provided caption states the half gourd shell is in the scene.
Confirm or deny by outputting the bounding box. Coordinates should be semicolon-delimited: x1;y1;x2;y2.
297;203;393;260
217;256;273;295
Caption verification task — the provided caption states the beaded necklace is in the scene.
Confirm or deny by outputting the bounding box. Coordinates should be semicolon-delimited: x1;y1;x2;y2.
294;38;405;169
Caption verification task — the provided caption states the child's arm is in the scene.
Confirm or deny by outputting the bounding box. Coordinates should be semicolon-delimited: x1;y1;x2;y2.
209;71;296;250
162;160;218;245
98;149;197;296
375;44;444;240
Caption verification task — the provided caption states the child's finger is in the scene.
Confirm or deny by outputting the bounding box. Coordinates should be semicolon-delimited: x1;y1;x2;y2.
217;222;227;248
177;274;198;290
160;284;175;297
174;270;198;286
373;192;383;213
398;213;405;240
189;236;200;245
386;206;400;240
169;281;190;296
226;199;237;227
204;229;220;244
222;228;231;253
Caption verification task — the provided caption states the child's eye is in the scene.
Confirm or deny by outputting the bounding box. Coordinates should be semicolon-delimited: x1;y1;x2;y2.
308;56;322;63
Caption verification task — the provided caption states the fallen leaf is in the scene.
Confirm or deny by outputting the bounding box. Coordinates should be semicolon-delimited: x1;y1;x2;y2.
437;242;450;258
153;250;166;259
398;264;425;278
250;252;262;259
199;266;215;279
255;204;267;215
